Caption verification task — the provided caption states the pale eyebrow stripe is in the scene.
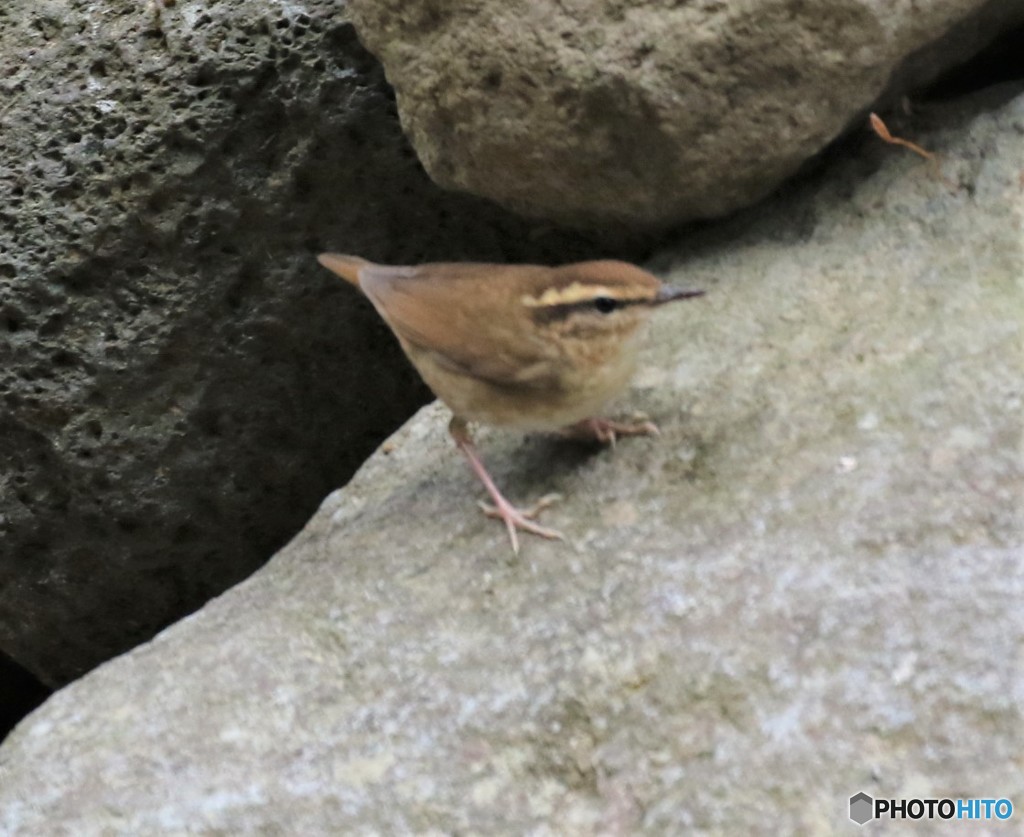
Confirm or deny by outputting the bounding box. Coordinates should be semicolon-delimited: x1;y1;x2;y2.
521;282;652;308
524;296;649;324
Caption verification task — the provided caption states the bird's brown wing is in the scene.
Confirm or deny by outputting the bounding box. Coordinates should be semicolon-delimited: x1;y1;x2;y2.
358;262;563;389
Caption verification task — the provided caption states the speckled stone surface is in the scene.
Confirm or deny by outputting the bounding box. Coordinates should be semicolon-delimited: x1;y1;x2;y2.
0;84;1020;833
348;0;1024;229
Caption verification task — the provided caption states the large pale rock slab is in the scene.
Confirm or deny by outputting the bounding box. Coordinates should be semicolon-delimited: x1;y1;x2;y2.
0;84;1020;833
349;0;1024;229
0;0;601;687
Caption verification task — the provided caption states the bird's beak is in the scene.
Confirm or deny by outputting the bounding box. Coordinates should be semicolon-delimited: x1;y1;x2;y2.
655;286;706;305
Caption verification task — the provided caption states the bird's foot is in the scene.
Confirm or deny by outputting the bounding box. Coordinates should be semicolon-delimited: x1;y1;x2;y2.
563;416;661;446
479;493;564;555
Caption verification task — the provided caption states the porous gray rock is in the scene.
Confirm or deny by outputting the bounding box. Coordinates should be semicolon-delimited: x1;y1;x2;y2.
2;80;1020;832
348;0;1024;230
0;0;608;687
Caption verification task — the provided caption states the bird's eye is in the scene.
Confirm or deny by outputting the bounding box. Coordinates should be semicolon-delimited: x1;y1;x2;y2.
593;296;619;314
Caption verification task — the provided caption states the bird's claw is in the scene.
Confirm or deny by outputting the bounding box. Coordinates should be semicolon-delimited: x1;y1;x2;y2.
564;417;661;446
478;493;564;554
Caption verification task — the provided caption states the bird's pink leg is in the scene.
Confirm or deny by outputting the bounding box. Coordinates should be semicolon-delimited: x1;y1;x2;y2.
449;417;563;554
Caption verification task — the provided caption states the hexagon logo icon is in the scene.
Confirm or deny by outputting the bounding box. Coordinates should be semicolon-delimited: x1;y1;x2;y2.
850;792;874;825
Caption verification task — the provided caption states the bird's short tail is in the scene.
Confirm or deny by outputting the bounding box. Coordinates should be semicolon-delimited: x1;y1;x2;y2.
317;253;371;287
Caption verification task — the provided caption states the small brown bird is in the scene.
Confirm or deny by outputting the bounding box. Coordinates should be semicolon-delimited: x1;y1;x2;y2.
318;254;704;553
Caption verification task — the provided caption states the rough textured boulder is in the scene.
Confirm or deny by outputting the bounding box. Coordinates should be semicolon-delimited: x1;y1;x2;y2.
348;0;1024;229
0;0;606;687
1;83;1020;832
